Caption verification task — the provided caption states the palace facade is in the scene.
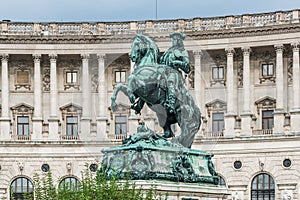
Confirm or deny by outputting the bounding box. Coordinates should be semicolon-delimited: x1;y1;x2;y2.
0;9;300;199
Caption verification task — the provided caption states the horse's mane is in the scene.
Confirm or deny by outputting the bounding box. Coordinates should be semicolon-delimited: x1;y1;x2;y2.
134;34;160;64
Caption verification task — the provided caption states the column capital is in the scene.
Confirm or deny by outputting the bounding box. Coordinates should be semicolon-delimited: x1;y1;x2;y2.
81;54;90;60
292;42;300;52
1;54;9;62
274;44;284;53
49;54;57;62
97;53;106;61
193;50;202;57
241;46;251;55
33;54;41;62
225;48;235;56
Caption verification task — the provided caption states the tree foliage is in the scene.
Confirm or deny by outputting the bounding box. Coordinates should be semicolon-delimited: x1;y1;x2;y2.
29;166;168;200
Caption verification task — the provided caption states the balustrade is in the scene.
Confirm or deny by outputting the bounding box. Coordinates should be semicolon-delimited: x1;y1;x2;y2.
0;9;297;36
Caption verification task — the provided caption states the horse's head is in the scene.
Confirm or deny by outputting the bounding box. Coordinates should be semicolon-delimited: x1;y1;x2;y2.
130;35;145;64
130;34;160;67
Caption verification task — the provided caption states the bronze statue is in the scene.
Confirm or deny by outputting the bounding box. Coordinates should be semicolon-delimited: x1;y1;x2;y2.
111;33;201;148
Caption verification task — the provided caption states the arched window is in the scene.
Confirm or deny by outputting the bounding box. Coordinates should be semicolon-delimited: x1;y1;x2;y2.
59;177;81;192
10;177;34;200
251;173;275;200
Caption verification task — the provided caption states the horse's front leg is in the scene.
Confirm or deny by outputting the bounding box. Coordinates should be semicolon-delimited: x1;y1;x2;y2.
111;84;130;112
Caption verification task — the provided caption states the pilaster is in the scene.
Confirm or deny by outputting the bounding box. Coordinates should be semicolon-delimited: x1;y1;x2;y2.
290;42;300;134
48;54;59;140
0;54;10;140
274;44;285;134
81;54;91;140
224;48;236;137
241;47;252;136
32;54;43;140
96;53;108;139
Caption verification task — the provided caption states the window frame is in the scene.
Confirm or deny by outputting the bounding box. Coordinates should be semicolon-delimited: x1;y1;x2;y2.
66;116;78;137
64;69;80;90
59;177;81;192
66;71;78;84
212;112;224;135
212;65;225;80
17;116;29;136
262;63;274;77
262;110;274;130
251;173;275;200
10;177;34;200
114;70;127;84
115;115;127;139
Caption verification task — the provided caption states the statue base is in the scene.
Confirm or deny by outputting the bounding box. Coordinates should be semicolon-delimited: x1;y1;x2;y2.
101;124;219;185
134;180;230;200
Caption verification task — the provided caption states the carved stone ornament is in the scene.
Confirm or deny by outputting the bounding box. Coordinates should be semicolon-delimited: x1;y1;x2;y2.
287;58;293;84
60;103;82;117
206;99;227;117
255;96;276;115
91;66;99;93
13;60;32;91
11;103;34;117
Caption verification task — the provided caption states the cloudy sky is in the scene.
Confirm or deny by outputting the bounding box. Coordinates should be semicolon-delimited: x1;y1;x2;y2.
1;0;300;22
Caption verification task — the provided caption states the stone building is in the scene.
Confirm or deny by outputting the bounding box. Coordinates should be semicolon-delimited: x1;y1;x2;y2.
0;9;299;200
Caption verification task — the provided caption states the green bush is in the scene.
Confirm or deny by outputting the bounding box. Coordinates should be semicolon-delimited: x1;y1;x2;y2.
32;166;168;200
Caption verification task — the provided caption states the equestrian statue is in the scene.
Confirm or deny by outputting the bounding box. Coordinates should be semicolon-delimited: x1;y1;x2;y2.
111;33;201;148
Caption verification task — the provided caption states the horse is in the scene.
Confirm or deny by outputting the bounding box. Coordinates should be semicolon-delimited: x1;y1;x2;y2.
111;34;201;148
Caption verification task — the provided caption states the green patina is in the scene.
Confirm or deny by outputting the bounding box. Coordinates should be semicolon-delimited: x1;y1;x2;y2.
105;33;218;185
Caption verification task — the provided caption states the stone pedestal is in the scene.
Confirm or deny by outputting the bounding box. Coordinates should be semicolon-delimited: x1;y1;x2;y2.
32;118;43;140
48;118;59;140
96;117;108;140
134;180;230;200
80;118;91;141
0;118;10;140
240;113;252;136
223;115;235;138
273;110;285;135
290;109;300;134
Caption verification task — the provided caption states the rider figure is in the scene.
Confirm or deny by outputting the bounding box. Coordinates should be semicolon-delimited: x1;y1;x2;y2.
160;33;190;113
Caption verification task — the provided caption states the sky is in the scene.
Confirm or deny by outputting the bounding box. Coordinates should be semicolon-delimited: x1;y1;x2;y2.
1;0;300;22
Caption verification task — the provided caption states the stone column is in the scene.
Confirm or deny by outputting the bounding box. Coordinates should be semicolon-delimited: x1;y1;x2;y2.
0;54;10;140
193;50;203;135
194;50;202;111
96;54;108;139
224;48;236;137
32;54;43;140
273;44;285;134
128;57;139;134
48;54;59;140
290;42;300;133
81;54;91;140
240;47;252;136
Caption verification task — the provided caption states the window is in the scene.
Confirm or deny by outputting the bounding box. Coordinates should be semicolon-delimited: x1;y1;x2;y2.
66;71;78;84
262;110;273;130
115;71;126;83
17;116;29;136
212;113;224;134
59;177;81;192
262;64;274;77
10;177;34;200
212;66;224;79
115;116;127;139
251;173;275;200
66;116;78;136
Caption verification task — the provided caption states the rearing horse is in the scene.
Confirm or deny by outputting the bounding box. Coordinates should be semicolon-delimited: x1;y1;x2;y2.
111;34;201;148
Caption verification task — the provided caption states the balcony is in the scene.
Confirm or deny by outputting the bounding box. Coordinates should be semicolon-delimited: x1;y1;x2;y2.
12;135;31;141
60;135;79;140
203;131;224;138
253;129;273;136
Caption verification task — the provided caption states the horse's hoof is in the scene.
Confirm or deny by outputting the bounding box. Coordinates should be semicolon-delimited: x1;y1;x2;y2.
163;131;174;138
